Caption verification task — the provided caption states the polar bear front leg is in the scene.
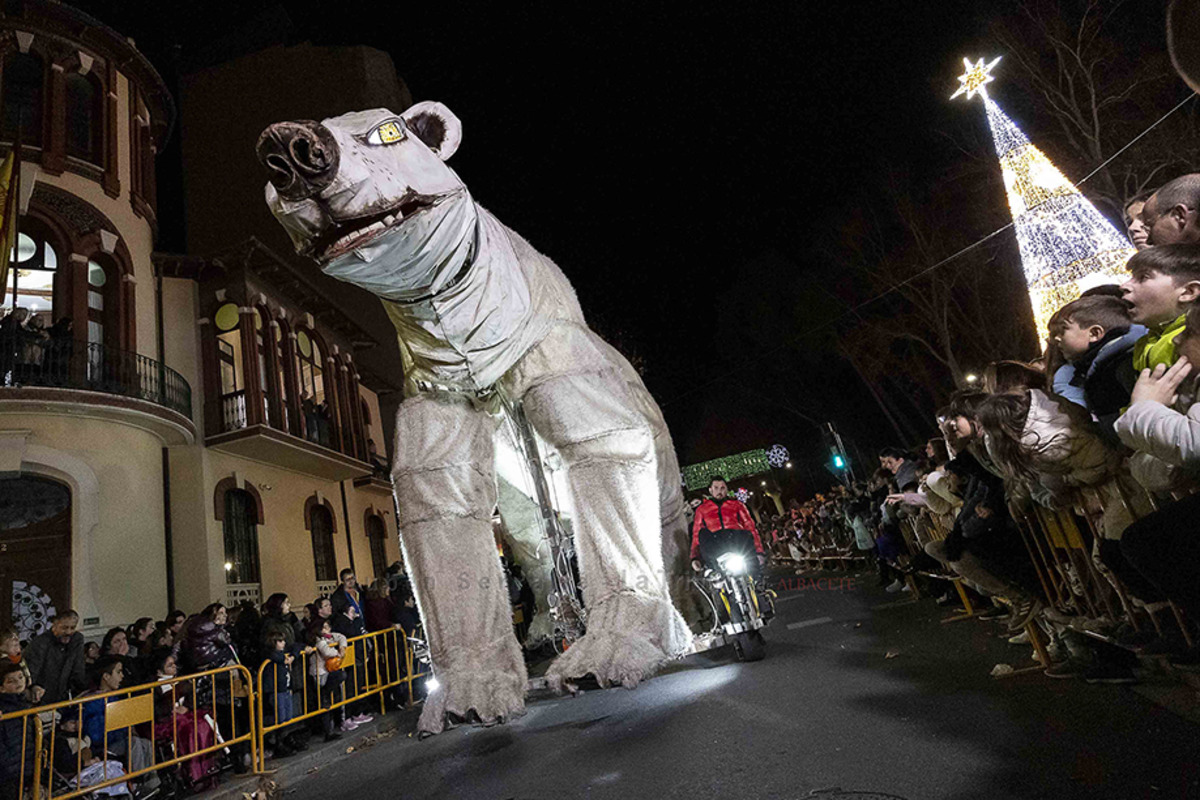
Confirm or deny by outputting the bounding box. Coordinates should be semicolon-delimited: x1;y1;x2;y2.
522;369;692;690
391;393;527;735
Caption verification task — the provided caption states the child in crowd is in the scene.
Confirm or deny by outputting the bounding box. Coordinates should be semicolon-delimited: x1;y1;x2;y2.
262;632;298;758
151;649;217;784
976;388;1145;682
1120;243;1200;371
80;656;159;789
0;627;43;704
308;619;349;741
1049;294;1147;442
1115;303;1200;665
0;661;36;800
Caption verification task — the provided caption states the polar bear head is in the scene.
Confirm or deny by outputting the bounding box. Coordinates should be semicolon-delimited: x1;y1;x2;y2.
257;102;465;263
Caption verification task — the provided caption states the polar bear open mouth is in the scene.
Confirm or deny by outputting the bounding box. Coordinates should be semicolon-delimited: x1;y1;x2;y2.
310;191;441;262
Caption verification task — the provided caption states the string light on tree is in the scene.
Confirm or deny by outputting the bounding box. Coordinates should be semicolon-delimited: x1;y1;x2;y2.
951;56;1135;339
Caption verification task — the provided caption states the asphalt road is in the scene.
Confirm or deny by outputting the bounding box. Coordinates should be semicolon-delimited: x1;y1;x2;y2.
282;569;1200;800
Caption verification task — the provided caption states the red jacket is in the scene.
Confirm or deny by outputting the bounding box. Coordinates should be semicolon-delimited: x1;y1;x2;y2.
690;497;763;560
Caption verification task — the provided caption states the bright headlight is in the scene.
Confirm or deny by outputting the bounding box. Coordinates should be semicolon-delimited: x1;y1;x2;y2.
718;553;746;575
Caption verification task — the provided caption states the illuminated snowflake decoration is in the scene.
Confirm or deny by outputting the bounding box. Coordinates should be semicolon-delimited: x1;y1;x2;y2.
766;444;790;468
952;57;1134;340
735;487;750;503
12;580;56;641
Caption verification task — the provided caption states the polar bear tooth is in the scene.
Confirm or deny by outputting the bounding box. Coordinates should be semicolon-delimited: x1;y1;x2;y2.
383;214;396;226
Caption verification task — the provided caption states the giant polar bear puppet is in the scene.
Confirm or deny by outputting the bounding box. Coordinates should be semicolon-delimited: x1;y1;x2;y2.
257;102;695;734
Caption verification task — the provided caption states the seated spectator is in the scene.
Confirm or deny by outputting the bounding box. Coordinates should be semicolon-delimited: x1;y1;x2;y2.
127;618;155;658
24;609;87;704
80;656;158;790
100;626;145;686
150;649;217;784
0;661;36;800
51;714;130;798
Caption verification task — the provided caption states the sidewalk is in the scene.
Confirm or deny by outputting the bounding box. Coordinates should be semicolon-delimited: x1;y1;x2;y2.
196;706;423;800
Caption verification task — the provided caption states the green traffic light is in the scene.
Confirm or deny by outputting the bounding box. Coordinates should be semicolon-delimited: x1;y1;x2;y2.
833;454;845;469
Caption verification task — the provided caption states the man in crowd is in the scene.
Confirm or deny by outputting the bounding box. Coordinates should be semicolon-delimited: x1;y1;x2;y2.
1140;173;1200;246
24;610;87;704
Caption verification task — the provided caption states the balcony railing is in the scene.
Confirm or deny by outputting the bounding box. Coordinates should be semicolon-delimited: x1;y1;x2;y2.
0;333;192;418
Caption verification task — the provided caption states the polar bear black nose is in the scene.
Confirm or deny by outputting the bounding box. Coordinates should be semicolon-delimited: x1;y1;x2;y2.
256;120;340;201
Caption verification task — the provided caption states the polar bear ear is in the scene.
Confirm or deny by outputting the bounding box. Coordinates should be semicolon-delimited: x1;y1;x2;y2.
402;101;461;161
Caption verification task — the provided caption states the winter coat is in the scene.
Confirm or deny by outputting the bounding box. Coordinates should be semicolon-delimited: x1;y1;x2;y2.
330;586;364;619
260;649;292;698
260;612;305;654
179;618;237;673
0;691;35;787
363;597;399;633
24;630;87;704
309;632;348;685
921;469;961;530
330;609;366;641
1058;325;1146;443
1133;314;1187;372
1017;389;1120;503
690;496;763;560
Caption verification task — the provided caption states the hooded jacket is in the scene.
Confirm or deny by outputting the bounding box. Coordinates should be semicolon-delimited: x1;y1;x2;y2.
1058;325;1147;441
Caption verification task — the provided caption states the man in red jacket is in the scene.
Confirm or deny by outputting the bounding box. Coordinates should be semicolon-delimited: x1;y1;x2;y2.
690;476;766;573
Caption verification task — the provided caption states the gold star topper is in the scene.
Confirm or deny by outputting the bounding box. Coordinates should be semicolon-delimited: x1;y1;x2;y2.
950;56;1002;101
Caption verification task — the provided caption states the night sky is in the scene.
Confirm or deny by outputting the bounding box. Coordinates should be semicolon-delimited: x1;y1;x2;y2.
75;2;1179;495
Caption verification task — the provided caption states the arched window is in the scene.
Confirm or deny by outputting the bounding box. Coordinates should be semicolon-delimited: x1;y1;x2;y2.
2;229;58;324
366;514;388;580
310;505;337;582
65;73;101;163
213;302;246;430
1;52;44;147
223;489;261;585
296;328;329;446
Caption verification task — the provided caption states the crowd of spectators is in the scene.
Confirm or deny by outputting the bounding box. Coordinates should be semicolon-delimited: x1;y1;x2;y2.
770;173;1200;685
0;562;421;797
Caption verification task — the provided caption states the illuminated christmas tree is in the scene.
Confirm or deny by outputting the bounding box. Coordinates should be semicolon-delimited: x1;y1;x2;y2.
951;57;1135;340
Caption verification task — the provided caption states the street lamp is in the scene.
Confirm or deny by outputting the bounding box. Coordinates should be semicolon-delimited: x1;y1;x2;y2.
785;462;792;468
965;373;979;384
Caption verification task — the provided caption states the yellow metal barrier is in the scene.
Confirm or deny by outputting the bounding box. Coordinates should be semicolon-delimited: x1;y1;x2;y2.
254;626;409;771
8;663;255;800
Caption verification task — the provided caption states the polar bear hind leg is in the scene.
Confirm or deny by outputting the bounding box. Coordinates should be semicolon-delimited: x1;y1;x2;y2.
514;329;692;689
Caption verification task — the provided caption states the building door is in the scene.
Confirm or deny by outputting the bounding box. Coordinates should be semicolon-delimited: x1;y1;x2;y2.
0;476;71;642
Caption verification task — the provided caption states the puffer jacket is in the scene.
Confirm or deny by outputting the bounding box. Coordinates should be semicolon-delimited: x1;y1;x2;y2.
1021;389;1137;539
1020;389;1120;501
180;618;237;672
1117;397;1200;469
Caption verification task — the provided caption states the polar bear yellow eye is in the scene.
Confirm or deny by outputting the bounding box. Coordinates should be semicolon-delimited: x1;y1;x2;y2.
365;120;406;146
